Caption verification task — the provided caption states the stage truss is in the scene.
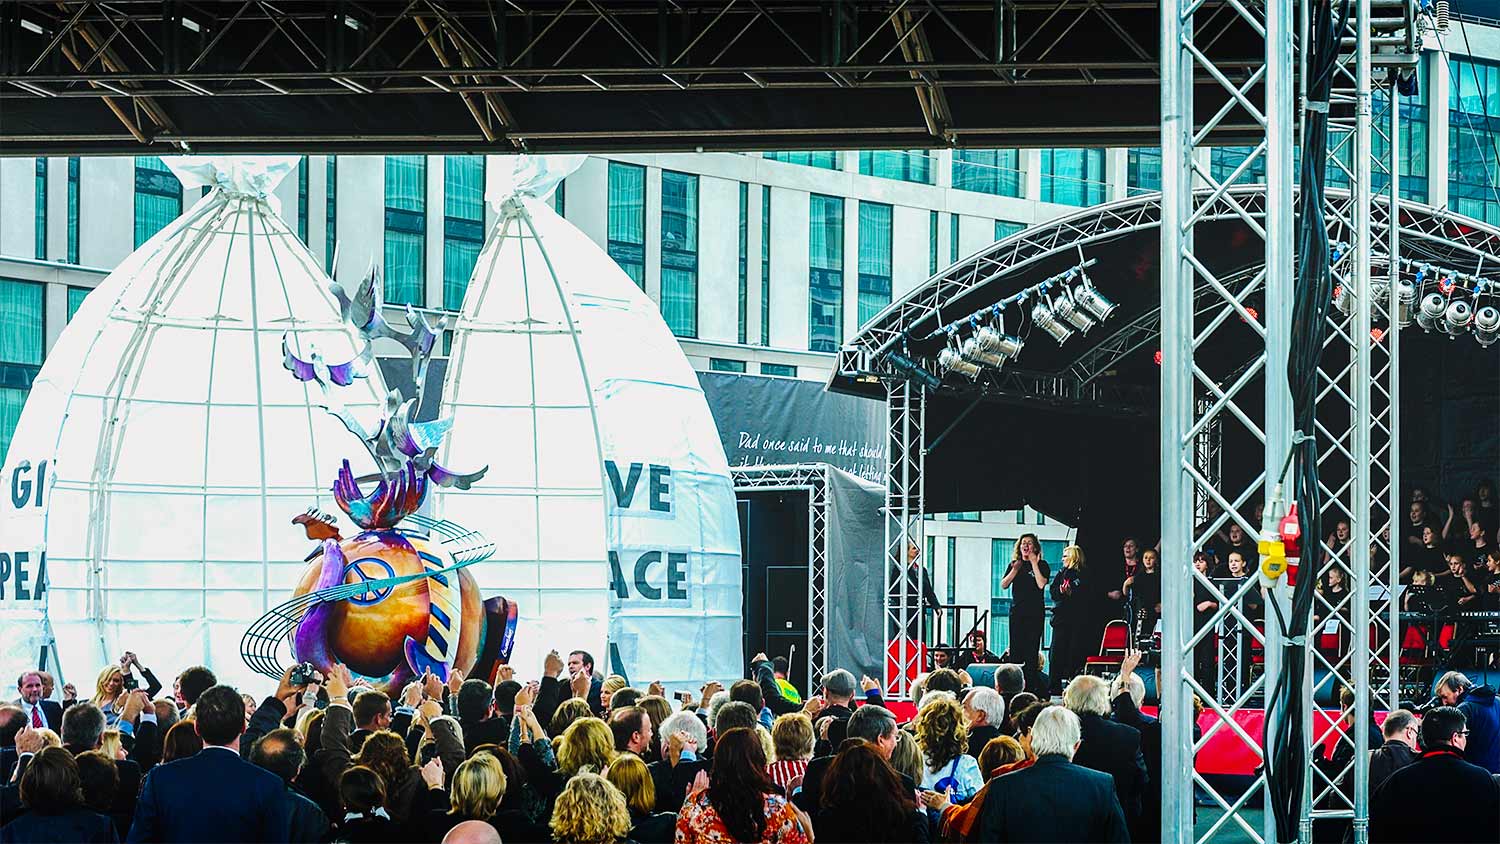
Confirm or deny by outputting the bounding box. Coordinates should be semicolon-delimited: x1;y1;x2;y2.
731;463;830;687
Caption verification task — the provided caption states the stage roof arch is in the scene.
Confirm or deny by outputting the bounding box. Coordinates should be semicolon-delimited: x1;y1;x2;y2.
827;186;1500;531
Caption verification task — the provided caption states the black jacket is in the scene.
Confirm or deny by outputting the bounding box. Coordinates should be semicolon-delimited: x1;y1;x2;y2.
1367;740;1417;792
628;809;677;844
127;747;289;842
646;757;709;813
0;807;118;843
813;805;929;843
752;660;804;717
1110;692;1162;843
1370;747;1500;843
975;754;1129;843
966;724;1002;760
1071;712;1148;823
457;716;509;756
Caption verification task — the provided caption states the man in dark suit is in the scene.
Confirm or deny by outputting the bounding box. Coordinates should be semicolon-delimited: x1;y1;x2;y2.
976;706;1129;842
962;687;1005;758
1367;708;1419;792
1063;674;1148;828
128;684;290;842
0;706;25;782
647;710;710;812
61;699;150;823
794;705;913;815
14;670;63;731
455;678;509;755
568;650;605;714
1371;706;1500;843
1110;652;1163;843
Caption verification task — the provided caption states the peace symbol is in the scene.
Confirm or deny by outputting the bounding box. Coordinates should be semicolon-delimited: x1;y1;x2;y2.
344;557;397;605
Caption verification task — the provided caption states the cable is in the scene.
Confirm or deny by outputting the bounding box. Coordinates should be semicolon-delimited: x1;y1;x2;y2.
1263;0;1346;839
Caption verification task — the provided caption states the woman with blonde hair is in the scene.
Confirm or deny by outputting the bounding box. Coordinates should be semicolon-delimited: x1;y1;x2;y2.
768;713;814;790
556;717;615;778
999;533;1051;674
549;697;593;738
550;772;632;844
90;653;162;727
97;729;125;762
912;695;982;802
419;753;507;840
1046;544;1091;694
888;730;925;785
605;752;675;843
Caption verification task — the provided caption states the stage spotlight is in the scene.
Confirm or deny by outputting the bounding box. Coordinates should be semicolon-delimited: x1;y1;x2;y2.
975;324;1025;359
1444;299;1473;336
1052;289;1097;333
885;349;942;390
1474;306;1500;347
961;335;1006;368
1333;284;1352;315
1415;293;1446;333
1031;299;1075;345
939;347;982;378
1395;280;1415;328
1073;277;1118;322
1370;281;1390;315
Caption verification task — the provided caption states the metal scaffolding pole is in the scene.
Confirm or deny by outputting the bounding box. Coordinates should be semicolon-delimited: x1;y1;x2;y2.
884;381;926;698
1161;0;1293;841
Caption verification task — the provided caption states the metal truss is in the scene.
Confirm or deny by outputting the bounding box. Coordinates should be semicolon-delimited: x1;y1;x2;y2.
0;0;1264;151
884;381;925;699
731;464;830;685
1300;2;1417;836
1158;0;1294;839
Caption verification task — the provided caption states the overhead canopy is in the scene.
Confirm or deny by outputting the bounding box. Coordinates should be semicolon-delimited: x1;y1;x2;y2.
829;187;1500;541
0;0;1290;154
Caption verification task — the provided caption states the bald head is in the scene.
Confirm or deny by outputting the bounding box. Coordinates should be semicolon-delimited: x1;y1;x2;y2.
442;820;501;844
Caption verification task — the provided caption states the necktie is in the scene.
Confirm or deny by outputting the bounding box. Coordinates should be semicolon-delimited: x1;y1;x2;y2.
31;706;41;728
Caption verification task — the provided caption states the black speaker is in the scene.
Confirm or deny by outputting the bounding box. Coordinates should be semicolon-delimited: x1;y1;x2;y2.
766;566;808;633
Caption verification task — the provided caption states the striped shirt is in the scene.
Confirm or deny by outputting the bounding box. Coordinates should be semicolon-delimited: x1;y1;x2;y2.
768;759;809;791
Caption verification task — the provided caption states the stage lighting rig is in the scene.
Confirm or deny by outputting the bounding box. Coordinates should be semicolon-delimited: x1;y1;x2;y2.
1475;306;1500;347
1416;292;1446;333
884;345;942;391
1031;298;1076;344
1051;288;1097;334
1072;274;1119;322
939;346;982;379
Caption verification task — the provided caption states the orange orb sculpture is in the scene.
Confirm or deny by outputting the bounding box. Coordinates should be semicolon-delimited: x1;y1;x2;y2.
291;529;484;689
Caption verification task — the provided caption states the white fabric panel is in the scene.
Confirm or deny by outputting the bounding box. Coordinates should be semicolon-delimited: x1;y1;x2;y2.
439;168;742;689
0;171;388;695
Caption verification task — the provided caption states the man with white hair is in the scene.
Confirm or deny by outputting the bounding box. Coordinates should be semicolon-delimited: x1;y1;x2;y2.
1064;674;1148;829
962;687;1005;758
975;706;1129;842
646;710;710;813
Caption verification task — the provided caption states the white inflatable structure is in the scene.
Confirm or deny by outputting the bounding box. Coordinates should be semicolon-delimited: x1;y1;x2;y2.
0;158;386;690
437;157;743;687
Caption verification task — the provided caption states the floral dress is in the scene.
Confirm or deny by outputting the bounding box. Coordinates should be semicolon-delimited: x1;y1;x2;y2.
675;789;810;844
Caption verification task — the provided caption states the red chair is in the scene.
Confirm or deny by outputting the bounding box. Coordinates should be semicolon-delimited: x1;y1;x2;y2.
1083;620;1131;674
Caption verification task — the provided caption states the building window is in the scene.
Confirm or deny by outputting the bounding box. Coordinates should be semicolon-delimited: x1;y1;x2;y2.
950;214;960;263
763;151;840;169
856;202;892;328
297;156;309;244
66;287;90;321
661;170;699;338
133;157;182;248
1209;147;1266;186
1450;57;1500;224
34;159;47;260
808;194;844;353
443;155;486;311
738;182;749;345
1015;508;1026;524
995;220;1025;241
858;150;933;184
1373;59;1428;201
949;512;981;522
383;155;427;307
325;156;337;271
66;157;79;265
990;538;1011;655
946;537;957;605
927;536;937;570
709;358;746;373
1127;148;1162;196
553;178;567;216
929;210;939;277
952;150;1022;197
761;362;797;377
0;279;44;463
1040;149;1107;206
1036;510;1046;525
761;187;771;346
607;162;646;287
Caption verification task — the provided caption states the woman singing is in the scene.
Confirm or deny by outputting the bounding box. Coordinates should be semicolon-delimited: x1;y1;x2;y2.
1046;545;1088;694
1000;534;1050;675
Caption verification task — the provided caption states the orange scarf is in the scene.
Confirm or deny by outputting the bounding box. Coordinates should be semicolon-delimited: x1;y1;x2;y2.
935;757;1037;842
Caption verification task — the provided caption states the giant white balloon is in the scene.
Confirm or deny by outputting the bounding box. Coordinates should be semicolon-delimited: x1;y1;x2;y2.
0;158;386;691
436;157;742;686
